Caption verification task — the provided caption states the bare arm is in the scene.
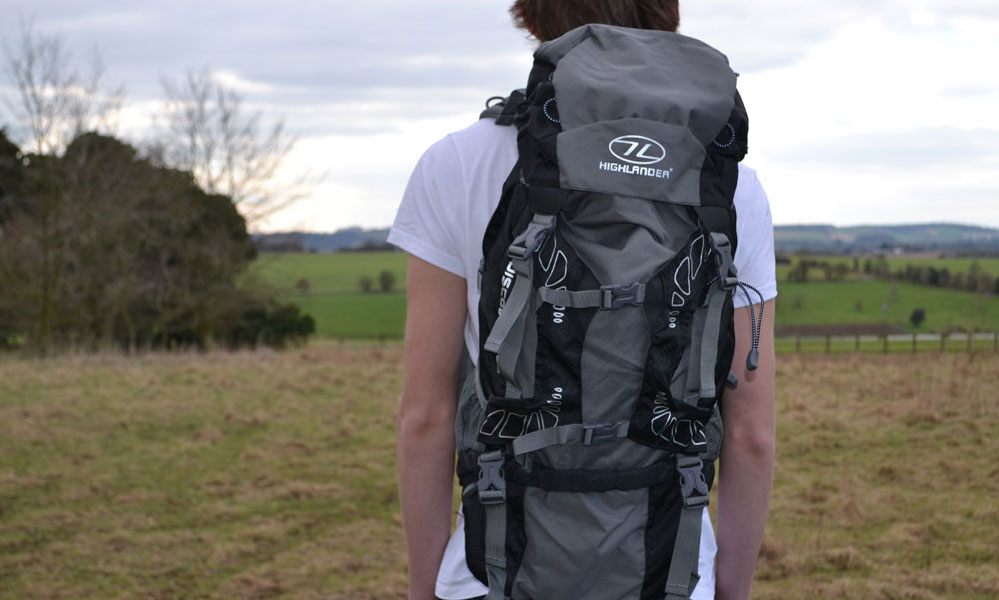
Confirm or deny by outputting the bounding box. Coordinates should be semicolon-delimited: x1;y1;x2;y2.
397;256;468;600
715;300;776;600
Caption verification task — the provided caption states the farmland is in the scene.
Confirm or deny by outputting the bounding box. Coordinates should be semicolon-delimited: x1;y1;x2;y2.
1;346;995;599
251;252;999;342
775;280;999;332
247;252;407;339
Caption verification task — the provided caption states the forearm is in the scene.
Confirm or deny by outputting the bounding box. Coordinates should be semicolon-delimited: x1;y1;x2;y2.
396;256;468;600
715;302;776;600
398;402;457;600
714;420;775;600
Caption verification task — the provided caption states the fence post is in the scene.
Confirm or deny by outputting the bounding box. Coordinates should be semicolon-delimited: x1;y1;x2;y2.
795;334;801;353
967;329;973;353
882;335;889;354
855;333;861;352
940;332;947;353
825;334;831;354
912;332;917;354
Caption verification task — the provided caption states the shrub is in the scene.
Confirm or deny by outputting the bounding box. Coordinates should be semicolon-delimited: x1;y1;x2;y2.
378;270;396;293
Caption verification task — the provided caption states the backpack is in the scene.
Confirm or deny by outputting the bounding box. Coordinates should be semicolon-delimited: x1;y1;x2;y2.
456;24;759;600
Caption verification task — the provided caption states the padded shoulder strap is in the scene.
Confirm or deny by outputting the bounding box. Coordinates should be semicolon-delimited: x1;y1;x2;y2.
479;89;527;126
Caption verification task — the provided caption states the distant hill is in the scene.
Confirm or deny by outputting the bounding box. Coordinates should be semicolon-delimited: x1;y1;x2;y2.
256;223;999;255
774;223;999;254
255;228;392;253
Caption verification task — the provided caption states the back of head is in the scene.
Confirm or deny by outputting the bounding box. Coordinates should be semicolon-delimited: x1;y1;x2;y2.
510;0;680;42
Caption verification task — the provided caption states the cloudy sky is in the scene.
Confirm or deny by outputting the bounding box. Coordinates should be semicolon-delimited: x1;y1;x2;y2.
1;0;997;232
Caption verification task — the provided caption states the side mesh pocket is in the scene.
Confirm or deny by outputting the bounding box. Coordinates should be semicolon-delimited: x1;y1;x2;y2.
456;371;486;455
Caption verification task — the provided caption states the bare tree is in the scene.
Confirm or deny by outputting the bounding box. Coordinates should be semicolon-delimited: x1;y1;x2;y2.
0;22;124;354
157;69;307;226
1;20;124;155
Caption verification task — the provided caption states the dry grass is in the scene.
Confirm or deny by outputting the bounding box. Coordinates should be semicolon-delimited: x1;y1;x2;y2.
0;343;407;599
1;346;996;599
753;353;998;600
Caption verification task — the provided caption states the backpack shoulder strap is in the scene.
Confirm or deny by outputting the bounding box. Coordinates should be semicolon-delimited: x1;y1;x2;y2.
479;89;527;126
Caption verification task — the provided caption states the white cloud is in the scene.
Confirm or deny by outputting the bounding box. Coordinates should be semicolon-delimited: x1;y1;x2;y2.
2;0;998;231
209;69;286;95
736;14;998;226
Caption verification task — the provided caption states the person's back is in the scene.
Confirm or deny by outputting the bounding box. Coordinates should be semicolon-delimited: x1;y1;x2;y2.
391;3;777;600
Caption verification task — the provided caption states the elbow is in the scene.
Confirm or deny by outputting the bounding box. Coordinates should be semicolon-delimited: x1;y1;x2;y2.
396;393;455;442
722;426;776;467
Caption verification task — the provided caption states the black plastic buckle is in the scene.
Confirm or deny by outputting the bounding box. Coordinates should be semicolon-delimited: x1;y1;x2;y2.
676;455;709;509
600;283;646;309
477;451;507;505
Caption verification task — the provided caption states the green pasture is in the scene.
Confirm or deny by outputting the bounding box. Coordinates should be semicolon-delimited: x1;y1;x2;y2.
248;252;408;339
775;255;999;283
775;280;999;332
288;292;406;339
249;252;999;340
249;251;407;293
884;256;999;273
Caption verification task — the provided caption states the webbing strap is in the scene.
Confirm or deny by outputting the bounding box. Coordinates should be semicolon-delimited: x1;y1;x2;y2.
511;421;629;456
477;450;507;600
497;257;531;398
663;506;702;599
537;283;646;310
698;285;728;400
537;287;602;308
507;461;672;493
682;303;709;409
483;501;507;600
664;455;709;600
473;364;488;410
483;214;555;398
693;206;731;238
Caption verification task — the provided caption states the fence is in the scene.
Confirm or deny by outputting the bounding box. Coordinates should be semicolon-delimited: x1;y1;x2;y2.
774;331;999;355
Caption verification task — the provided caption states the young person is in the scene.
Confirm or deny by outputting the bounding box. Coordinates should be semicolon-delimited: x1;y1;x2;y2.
389;2;777;599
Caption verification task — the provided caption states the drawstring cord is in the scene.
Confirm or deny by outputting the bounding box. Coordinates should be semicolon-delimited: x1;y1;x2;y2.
736;282;765;371
703;277;766;372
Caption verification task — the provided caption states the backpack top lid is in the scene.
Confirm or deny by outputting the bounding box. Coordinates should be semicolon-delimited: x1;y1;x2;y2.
535;24;738;146
522;25;745;207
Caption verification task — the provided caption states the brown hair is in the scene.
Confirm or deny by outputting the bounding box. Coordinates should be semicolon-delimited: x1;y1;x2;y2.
510;0;680;42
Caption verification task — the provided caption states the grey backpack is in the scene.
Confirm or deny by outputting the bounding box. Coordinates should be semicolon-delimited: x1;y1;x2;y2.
457;24;761;600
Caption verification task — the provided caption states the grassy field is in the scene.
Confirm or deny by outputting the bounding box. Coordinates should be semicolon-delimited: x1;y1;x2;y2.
247;252;408;339
1;346;996;599
249;252;407;293
776;256;999;280
775;280;999;332
249;252;999;340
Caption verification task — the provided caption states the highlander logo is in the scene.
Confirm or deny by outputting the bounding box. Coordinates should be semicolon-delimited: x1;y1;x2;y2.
609;135;666;165
601;134;671;179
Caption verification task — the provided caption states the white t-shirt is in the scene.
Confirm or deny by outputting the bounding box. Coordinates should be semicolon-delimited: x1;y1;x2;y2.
389;117;777;600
